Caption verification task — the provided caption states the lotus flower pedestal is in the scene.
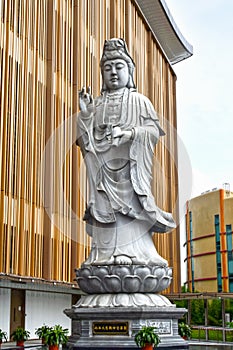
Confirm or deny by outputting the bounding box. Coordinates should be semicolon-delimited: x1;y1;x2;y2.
64;265;188;349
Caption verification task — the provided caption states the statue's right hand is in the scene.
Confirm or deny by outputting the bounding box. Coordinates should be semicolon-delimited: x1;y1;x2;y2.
79;86;94;116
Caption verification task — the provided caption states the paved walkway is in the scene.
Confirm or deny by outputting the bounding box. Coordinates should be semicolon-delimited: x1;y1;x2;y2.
1;340;43;349
189;340;233;349
190;340;233;345
1;339;233;349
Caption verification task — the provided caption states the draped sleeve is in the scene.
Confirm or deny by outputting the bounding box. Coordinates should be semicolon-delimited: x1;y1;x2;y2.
128;92;176;232
76;108;116;230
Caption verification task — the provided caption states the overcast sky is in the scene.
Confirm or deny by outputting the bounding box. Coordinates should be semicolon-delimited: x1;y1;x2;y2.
165;0;233;200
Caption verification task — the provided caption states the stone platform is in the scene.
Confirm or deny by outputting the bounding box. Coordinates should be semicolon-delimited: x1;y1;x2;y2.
64;297;188;349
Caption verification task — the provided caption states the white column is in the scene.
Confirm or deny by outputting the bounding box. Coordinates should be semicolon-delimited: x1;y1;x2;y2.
25;291;71;338
0;288;11;337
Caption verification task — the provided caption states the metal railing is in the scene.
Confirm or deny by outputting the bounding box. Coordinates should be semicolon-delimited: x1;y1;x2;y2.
191;325;233;342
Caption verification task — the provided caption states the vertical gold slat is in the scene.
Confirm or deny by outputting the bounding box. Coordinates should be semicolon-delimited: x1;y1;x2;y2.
7;0;18;274
70;0;78;276
18;0;28;276
29;0;39;277
0;0;10;272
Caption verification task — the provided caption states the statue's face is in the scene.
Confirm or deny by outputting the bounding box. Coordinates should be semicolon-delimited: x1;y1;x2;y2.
103;59;129;91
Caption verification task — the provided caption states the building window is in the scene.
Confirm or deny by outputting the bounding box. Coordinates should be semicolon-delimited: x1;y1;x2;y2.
226;224;233;292
215;214;222;292
189;211;195;292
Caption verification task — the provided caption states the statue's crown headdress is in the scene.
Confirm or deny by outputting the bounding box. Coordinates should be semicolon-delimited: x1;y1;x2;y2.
100;38;135;67
100;38;136;91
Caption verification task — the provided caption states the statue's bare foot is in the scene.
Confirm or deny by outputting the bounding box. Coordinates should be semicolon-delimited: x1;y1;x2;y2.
91;256;115;265
115;255;132;265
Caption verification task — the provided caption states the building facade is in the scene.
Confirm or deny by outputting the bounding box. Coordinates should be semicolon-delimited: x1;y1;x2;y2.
185;188;233;293
0;0;192;338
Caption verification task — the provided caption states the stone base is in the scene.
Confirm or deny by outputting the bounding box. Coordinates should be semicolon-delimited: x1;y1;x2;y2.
64;296;188;349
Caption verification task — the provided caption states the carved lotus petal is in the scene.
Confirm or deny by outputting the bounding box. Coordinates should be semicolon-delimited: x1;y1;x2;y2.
75;293;174;308
75;294;96;308
122;275;141;293
77;267;91;278
156;277;172;292
76;277;93;294
143;275;158;293
152;266;165;279
75;268;80;277
88;276;106;293
167;268;173;277
92;266;109;280
76;265;172;294
96;294;113;307
104;275;121;293
131;293;150;306
134;266;151;279
148;293;173;307
113;293;130;307
112;265;131;278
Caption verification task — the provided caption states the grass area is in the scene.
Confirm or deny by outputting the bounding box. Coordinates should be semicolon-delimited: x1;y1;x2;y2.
191;328;233;342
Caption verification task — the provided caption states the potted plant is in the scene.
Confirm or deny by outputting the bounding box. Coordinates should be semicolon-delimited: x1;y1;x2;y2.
35;325;52;344
44;325;68;350
0;329;7;346
134;326;160;350
11;327;30;346
178;321;191;340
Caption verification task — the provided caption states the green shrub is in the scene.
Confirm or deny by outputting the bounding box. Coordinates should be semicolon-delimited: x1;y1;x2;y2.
134;326;160;348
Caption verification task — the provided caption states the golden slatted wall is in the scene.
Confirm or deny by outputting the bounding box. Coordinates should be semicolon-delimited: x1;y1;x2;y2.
0;0;47;278
0;0;180;292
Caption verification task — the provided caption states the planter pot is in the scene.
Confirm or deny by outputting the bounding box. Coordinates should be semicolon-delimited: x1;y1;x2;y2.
0;341;2;348
182;336;188;340
49;345;59;350
142;344;153;350
16;341;24;347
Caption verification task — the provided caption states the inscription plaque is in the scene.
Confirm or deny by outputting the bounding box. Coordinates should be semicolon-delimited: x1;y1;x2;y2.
92;321;129;336
139;320;172;335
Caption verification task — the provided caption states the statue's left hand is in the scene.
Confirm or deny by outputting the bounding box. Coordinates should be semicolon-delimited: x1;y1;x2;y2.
112;126;133;145
112;126;124;138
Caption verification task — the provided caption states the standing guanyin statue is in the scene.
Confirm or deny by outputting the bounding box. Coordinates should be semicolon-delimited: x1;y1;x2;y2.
76;38;175;299
65;38;187;350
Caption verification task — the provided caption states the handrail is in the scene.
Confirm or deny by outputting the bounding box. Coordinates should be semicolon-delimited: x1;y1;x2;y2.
191;325;233;342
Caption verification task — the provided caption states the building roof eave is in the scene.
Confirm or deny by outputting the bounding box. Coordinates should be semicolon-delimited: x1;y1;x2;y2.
134;0;193;64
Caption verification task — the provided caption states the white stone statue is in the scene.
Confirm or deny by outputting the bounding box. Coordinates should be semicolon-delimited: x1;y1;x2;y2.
77;38;175;268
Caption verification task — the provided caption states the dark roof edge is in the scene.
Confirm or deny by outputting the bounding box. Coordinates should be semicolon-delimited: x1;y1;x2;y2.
134;0;193;65
159;0;193;59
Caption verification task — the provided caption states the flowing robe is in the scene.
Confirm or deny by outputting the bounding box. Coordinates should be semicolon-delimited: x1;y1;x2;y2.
77;88;175;266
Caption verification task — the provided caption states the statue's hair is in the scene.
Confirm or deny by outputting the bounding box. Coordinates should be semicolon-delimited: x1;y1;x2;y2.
100;38;136;91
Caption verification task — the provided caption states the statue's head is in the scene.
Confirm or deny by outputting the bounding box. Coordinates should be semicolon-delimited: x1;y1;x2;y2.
100;38;136;92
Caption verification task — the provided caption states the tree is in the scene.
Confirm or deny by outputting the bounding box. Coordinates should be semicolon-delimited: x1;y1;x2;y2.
208;299;222;326
190;299;205;325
